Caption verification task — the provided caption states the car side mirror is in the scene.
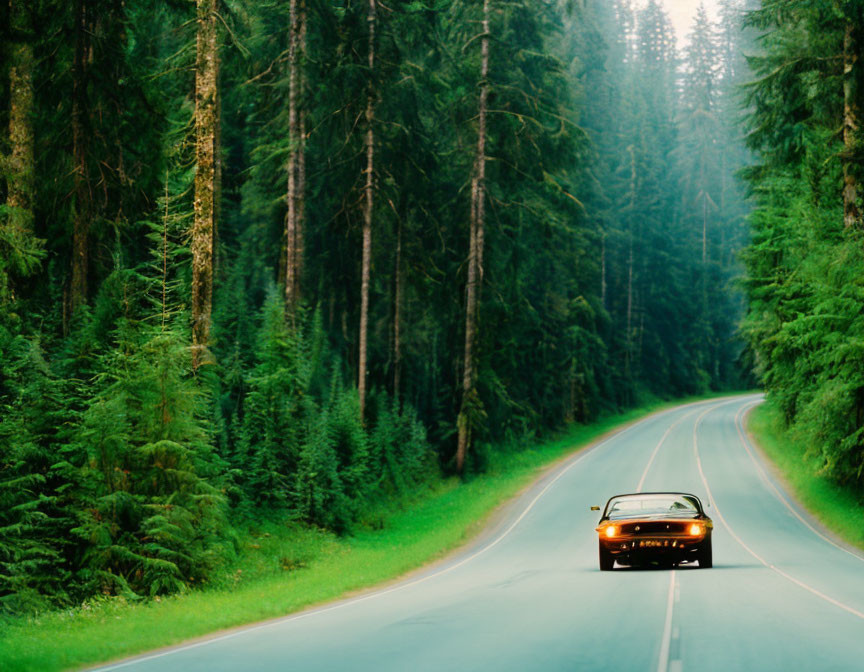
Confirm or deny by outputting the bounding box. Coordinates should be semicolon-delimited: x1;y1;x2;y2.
590;506;600;511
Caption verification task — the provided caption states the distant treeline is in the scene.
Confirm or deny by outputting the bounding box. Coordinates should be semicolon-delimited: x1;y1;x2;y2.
0;0;749;613
743;0;864;490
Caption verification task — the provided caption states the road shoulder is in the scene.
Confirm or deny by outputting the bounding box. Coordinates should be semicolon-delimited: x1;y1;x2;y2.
743;402;864;558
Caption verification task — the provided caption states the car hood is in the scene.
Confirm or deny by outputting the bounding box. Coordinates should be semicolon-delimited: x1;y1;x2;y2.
607;512;703;522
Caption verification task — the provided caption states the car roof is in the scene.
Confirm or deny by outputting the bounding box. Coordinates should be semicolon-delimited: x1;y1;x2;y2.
602;492;705;514
606;492;702;501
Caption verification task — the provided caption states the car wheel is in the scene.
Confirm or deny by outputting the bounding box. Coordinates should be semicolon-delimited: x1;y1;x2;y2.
698;537;713;568
599;543;614;571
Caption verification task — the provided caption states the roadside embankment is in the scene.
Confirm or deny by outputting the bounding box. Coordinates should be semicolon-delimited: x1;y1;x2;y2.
746;402;864;553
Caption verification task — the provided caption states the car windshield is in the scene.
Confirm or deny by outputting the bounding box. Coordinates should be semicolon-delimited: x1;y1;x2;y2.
606;494;699;519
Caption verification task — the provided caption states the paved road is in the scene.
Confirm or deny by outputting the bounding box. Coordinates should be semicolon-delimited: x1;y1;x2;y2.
96;395;864;672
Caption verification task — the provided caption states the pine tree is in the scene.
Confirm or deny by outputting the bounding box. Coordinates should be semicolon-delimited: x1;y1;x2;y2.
0;331;75;613
235;289;307;508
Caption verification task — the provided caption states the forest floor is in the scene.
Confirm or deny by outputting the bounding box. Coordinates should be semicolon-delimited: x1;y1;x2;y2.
746;402;864;553
0;392;739;672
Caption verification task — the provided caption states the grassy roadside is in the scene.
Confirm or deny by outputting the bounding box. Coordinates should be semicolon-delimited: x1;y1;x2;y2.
746;402;864;552
0;392;735;672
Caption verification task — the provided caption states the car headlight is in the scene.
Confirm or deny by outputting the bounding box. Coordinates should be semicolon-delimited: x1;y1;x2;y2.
605;526;618;538
688;523;705;536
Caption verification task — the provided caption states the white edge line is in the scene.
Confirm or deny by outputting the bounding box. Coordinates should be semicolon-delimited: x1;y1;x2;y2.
656;570;676;672
734;402;864;564
92;394;757;672
693;401;864;622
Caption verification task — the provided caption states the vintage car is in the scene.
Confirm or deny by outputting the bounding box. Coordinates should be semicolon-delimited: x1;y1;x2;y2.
592;492;713;570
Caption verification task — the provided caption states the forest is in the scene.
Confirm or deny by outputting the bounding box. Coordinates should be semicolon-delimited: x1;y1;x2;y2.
742;0;864;491
0;0;760;614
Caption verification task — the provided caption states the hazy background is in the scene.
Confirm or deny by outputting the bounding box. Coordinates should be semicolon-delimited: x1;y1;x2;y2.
661;0;721;45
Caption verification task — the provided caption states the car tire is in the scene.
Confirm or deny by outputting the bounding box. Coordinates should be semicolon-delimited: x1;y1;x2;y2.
599;543;614;571
698;537;713;568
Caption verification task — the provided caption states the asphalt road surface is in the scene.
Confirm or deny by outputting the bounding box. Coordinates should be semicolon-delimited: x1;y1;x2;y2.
95;395;864;672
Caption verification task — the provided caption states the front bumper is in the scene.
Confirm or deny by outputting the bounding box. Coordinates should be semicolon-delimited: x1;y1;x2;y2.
601;536;706;561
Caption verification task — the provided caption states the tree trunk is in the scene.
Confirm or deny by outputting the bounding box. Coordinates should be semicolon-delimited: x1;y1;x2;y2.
70;0;90;313
296;0;307;303
214;62;222;281
844;20;860;229
192;0;219;370
456;0;490;474
701;155;708;263
358;0;376;421
624;145;636;384
285;0;299;314
162;170;170;331
7;0;34;229
393;212;403;402
600;232;607;310
475;2;489;286
625;234;633;377
702;192;708;263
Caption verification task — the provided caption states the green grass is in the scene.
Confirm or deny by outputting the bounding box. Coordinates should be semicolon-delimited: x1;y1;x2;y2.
0;392;738;672
747;402;864;552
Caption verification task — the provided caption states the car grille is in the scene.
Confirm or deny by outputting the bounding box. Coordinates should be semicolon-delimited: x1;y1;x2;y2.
619;521;689;535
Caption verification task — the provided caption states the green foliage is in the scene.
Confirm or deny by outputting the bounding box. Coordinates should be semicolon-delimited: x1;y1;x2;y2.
0;208;44;306
742;0;864;487
369;398;436;498
232;289;434;531
72;319;229;597
234;292;307;509
0;328;74;614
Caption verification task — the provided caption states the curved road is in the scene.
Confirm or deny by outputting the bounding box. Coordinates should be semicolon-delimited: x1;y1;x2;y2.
96;395;864;672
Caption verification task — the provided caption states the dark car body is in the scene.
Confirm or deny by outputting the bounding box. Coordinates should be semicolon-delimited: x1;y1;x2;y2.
593;492;713;570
